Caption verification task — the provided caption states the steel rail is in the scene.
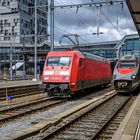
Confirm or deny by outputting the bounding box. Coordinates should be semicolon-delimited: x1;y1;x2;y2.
0;85;43;100
91;95;132;140
40;93;117;140
39;95;133;140
0;98;66;124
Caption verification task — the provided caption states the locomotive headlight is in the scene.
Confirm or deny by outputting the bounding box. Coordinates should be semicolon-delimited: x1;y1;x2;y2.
44;76;49;80
64;76;69;80
131;75;136;80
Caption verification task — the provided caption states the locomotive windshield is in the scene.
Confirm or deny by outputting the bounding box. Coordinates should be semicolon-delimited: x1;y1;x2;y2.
117;61;137;68
47;57;72;66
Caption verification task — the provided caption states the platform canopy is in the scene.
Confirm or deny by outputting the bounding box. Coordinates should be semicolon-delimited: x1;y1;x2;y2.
12;62;23;70
126;0;140;36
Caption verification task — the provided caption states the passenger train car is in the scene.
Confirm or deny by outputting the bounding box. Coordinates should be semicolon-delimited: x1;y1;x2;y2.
113;55;140;92
42;50;112;97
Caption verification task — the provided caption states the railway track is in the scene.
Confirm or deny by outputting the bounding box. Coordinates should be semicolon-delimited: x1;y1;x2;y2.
31;94;136;140
0;85;43;100
0;86;113;126
0;97;67;125
95;95;137;140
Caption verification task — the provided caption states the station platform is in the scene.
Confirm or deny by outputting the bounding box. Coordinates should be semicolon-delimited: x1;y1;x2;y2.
112;93;140;140
0;80;42;89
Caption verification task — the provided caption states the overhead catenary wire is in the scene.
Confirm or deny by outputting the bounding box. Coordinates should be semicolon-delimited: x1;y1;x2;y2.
56;0;106;42
91;0;124;37
54;0;128;42
55;0;126;37
55;0;127;38
51;0;97;44
116;1;119;30
2;1;127;37
52;24;89;44
121;4;136;34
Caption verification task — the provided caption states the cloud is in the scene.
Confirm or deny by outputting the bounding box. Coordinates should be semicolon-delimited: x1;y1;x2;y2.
52;0;137;45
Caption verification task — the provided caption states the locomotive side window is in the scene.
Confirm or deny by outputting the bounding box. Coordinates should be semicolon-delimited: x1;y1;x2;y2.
79;59;82;66
47;57;71;66
118;61;137;68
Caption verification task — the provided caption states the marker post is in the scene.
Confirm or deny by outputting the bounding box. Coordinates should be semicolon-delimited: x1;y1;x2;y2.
3;68;8;104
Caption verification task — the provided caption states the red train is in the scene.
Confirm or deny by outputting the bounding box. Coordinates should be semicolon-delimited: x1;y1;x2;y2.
42;51;112;97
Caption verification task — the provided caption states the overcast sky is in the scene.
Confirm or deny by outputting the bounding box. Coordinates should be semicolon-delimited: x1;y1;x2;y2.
49;0;137;45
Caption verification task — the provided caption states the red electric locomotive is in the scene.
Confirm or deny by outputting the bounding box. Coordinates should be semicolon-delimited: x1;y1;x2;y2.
42;51;112;97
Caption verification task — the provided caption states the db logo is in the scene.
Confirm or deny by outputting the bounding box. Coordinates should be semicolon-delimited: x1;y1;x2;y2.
54;71;59;75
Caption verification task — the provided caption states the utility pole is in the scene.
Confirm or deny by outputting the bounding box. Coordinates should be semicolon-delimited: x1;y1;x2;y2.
10;46;13;81
96;6;101;36
13;36;16;80
50;0;54;51
0;59;2;75
92;6;103;36
10;36;16;81
23;37;25;80
33;0;37;81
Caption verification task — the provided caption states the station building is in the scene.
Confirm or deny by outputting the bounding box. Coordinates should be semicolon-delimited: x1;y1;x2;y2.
0;34;140;63
0;0;48;77
0;0;48;65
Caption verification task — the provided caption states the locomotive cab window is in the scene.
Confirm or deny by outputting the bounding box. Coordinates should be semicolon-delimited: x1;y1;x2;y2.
47;57;72;66
60;57;71;66
117;61;137;68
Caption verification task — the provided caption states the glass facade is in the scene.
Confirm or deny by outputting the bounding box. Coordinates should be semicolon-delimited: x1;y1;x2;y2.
79;37;140;59
91;49;116;58
0;47;22;61
0;45;50;61
80;43;117;58
121;38;140;57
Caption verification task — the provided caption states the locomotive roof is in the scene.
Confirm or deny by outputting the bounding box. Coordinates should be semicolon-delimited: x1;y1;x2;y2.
47;51;107;62
82;52;107;62
48;50;83;56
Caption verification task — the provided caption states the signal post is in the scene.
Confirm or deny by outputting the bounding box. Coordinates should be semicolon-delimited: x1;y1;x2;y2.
3;67;8;104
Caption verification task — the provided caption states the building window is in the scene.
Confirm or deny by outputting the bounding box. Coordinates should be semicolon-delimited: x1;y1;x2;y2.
21;19;23;23
22;30;24;34
4;30;8;36
0;30;3;34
